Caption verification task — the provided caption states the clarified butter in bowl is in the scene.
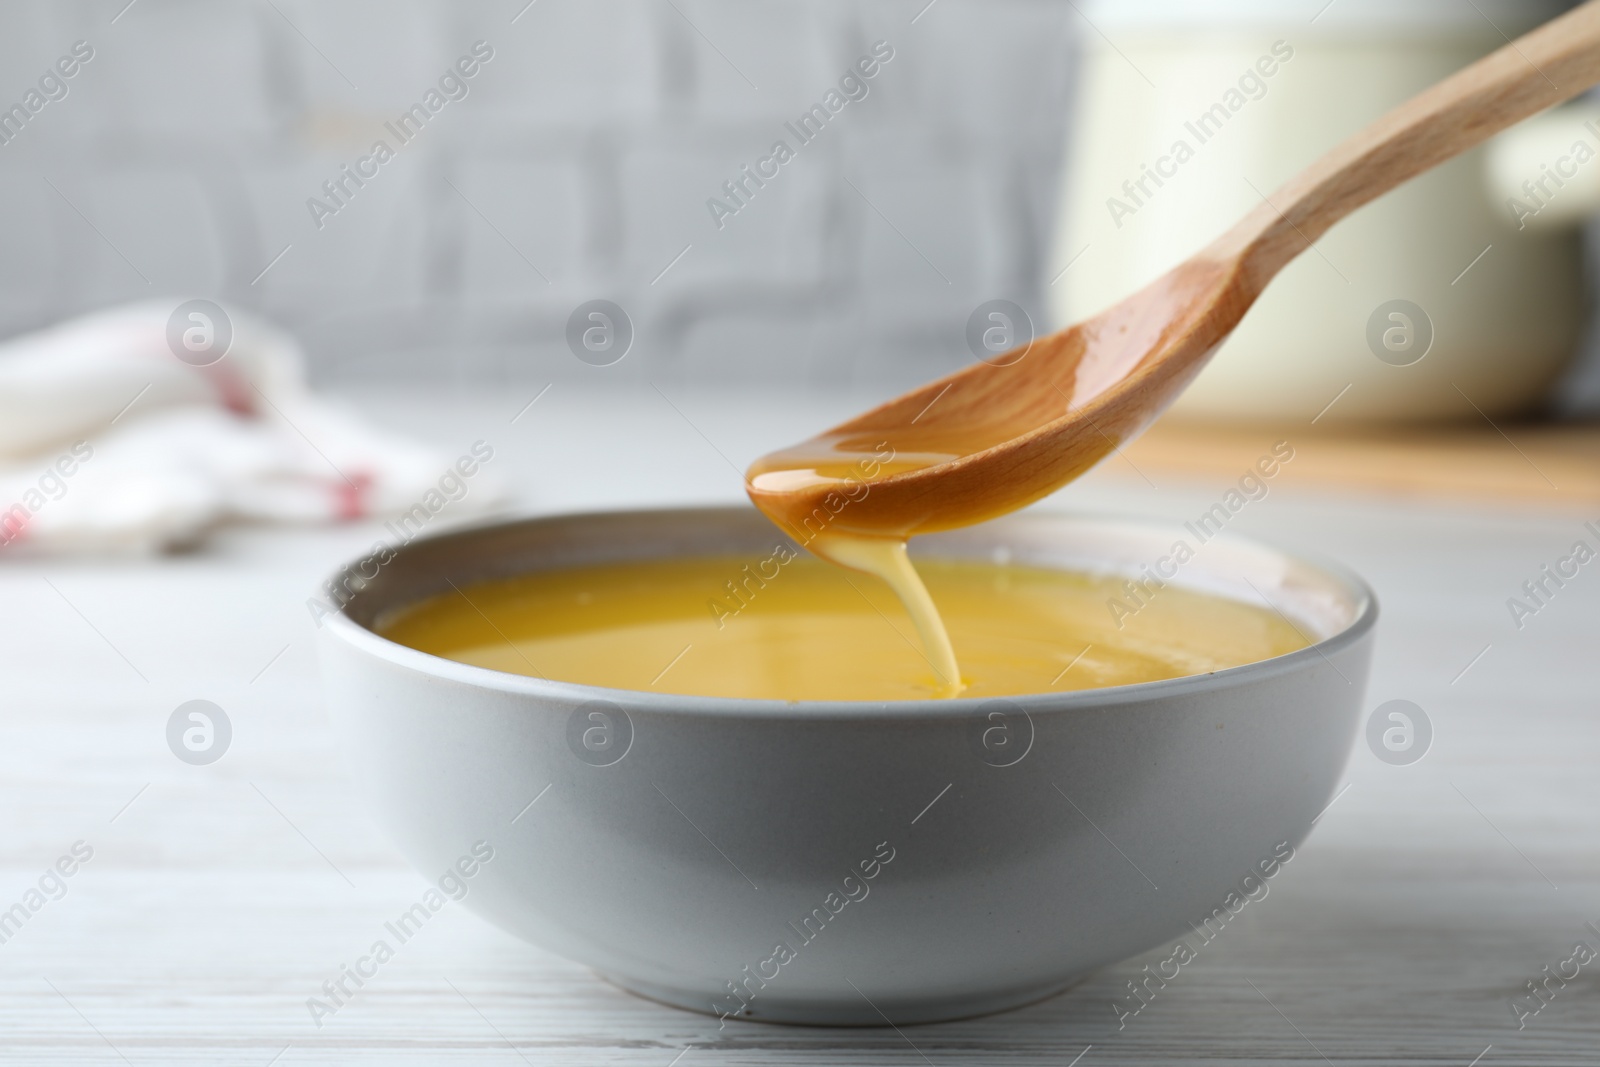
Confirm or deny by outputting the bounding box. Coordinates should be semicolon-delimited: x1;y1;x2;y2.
317;506;1375;1025
378;554;1310;702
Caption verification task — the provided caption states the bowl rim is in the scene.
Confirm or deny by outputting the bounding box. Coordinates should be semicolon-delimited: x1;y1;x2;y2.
317;505;1378;720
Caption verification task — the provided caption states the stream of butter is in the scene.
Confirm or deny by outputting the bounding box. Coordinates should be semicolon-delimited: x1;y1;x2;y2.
744;436;977;694
746;435;990;696
801;533;962;696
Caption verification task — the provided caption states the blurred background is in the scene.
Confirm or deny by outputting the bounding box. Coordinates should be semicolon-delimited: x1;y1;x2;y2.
0;0;1076;391
0;0;1588;404
3;0;1598;544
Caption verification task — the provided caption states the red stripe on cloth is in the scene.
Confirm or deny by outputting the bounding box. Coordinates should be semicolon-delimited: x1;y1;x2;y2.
335;471;373;520
0;507;31;545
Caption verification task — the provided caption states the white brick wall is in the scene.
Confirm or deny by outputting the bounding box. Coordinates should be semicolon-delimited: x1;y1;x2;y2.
0;0;1079;389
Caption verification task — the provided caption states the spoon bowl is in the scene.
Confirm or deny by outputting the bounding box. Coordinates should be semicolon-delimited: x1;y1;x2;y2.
747;259;1242;539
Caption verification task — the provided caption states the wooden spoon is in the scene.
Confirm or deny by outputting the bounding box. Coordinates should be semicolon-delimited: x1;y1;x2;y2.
749;0;1600;544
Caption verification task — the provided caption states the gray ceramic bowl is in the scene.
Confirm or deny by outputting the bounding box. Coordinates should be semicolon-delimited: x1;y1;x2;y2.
318;507;1375;1026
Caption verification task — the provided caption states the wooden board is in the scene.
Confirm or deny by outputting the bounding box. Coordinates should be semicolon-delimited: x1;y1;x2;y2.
1119;418;1600;508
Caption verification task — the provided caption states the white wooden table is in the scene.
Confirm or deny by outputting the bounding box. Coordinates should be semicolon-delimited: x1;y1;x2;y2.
3;387;1597;1065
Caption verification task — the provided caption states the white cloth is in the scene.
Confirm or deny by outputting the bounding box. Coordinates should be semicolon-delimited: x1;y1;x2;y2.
0;301;504;554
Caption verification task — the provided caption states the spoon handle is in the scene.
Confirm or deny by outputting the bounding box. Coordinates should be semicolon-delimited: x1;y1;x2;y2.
1214;0;1600;292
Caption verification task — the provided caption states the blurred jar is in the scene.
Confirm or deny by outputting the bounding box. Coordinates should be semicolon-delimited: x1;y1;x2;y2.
1486;98;1600;228
1051;0;1580;424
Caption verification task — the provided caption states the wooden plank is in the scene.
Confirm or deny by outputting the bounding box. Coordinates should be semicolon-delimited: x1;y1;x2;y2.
1120;419;1600;508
